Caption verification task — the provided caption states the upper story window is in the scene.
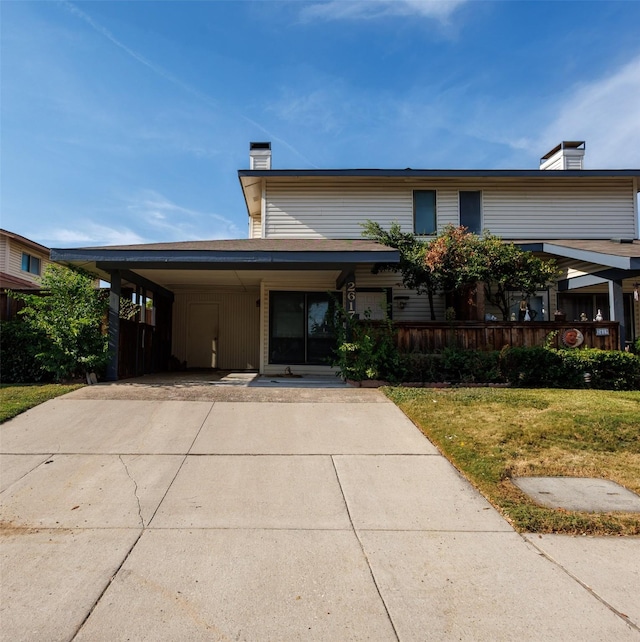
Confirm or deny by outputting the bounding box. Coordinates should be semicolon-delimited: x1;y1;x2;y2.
413;190;437;236
21;252;41;275
459;191;482;235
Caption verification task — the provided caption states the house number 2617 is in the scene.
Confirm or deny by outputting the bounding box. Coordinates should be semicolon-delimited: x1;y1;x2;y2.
346;281;356;316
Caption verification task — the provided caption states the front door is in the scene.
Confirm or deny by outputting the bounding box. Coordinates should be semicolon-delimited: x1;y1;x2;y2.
186;303;219;368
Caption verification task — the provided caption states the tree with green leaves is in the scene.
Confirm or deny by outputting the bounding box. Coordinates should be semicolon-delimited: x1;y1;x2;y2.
474;232;560;320
11;264;109;381
423;224;483;305
361;220;438;320
363;222;559;322
425;225;559;321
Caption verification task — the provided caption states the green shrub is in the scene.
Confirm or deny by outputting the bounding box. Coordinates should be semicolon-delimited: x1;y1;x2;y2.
0;320;51;383
499;346;577;388
400;353;442;383
441;348;502;383
562;348;640;391
9;265;109;381
332;312;405;382
332;309;640;389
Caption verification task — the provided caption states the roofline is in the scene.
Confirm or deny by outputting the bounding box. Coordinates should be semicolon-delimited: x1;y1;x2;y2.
51;247;400;267
0;229;50;253
515;241;640;270
238;168;640;181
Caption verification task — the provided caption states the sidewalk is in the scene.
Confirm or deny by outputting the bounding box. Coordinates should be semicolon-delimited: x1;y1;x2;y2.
1;383;638;640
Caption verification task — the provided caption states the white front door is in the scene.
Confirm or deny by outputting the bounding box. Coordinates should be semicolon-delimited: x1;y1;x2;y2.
186;303;219;368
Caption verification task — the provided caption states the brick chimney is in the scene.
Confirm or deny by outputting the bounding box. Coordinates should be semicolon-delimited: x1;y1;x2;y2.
249;142;272;170
540;141;585;170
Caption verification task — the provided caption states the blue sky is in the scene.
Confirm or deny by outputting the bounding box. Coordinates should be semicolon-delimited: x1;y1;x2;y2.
2;0;639;248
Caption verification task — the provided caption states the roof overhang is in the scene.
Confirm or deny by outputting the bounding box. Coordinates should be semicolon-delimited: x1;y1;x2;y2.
514;240;640;271
50;239;400;293
238;168;640;219
239;168;640;180
514;239;640;290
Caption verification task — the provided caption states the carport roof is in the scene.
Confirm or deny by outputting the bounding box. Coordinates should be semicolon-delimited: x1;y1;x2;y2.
51;238;398;265
50;238;400;291
514;239;640;270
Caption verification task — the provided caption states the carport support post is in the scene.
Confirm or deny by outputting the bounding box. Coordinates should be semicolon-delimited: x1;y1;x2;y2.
107;271;121;381
608;279;626;349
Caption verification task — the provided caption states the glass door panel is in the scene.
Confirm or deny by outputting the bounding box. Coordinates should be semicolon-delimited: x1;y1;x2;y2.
269;292;305;364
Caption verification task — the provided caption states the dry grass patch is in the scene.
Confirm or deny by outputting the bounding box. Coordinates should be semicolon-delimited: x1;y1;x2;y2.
384;387;640;535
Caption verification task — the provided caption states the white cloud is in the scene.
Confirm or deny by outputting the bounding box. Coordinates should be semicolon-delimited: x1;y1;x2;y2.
268;87;349;135
300;0;468;22
43;224;146;247
538;55;640;168
124;190;243;241
41;191;244;247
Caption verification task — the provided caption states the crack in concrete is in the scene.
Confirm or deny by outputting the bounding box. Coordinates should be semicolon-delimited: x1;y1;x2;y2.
523;536;640;634
329;455;401;642
118;455;144;528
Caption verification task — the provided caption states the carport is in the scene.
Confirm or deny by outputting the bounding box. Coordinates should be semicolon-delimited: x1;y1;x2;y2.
50;239;398;380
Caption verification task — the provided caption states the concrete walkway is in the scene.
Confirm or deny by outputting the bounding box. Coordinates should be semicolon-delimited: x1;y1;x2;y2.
1;379;638;641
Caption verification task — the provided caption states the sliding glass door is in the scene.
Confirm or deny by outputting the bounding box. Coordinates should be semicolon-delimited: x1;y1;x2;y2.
269;291;340;365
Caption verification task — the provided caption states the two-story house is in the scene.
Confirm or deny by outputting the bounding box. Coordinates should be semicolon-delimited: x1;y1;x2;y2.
51;142;640;380
0;229;52;320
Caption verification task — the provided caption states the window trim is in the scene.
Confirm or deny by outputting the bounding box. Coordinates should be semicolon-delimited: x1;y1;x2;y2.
21;252;41;276
354;287;393;320
459;190;483;235
413;190;437;236
268;290;342;365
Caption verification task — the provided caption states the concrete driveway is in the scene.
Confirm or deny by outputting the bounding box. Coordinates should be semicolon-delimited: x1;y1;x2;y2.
1;376;639;641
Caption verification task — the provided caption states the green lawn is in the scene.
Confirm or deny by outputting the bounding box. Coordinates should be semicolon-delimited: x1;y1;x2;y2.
384;387;640;535
0;383;84;423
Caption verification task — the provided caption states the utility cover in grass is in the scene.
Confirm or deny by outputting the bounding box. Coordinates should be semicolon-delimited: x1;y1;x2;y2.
512;477;640;513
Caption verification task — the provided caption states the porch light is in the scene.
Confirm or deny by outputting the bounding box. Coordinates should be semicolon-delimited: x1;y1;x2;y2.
394;296;410;310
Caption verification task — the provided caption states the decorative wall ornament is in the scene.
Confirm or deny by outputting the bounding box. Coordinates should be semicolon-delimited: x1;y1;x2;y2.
561;328;584;348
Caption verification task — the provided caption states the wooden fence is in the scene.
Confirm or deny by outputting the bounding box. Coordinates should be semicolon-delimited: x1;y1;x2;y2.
393;321;620;353
117;297;173;379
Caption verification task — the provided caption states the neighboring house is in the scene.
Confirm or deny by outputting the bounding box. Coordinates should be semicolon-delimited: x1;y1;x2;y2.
52;142;640;380
0;229;51;320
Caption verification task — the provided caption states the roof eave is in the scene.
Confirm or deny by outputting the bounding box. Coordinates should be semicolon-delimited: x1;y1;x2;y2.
51;247;400;270
238;168;640;182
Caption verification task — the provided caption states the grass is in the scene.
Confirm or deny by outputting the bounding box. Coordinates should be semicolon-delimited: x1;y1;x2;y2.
384;387;640;535
0;383;84;423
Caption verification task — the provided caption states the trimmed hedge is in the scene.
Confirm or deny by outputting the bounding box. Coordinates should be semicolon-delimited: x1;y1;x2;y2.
399;346;640;390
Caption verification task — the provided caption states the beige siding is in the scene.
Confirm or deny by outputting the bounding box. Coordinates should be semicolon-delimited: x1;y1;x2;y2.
249;215;262;239
0;237;7;272
6;240;50;285
436;190;459;229
482;179;635;238
353;267;446;322
263;177;636;240
265;182;413;238
554;258;610;280
172;289;260;370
